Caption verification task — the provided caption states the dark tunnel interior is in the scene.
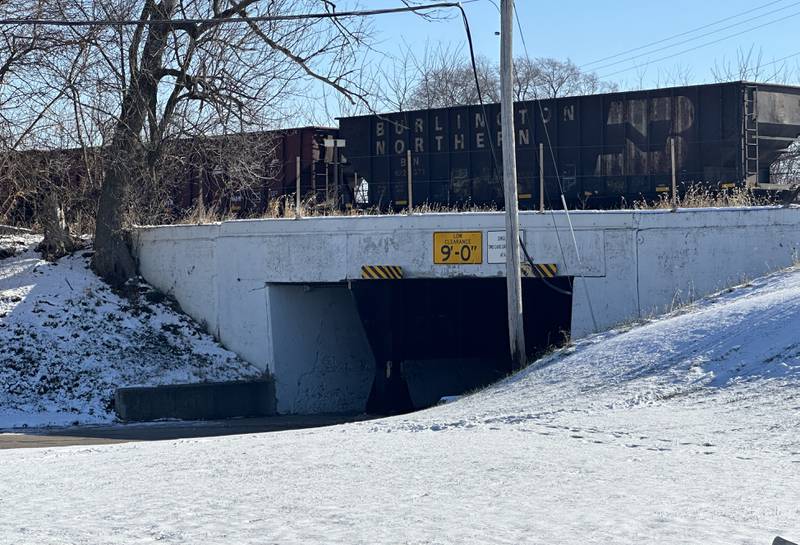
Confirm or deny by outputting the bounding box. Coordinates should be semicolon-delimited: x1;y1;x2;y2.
351;277;574;415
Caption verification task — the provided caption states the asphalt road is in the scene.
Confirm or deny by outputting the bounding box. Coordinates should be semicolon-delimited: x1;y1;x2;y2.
0;414;373;450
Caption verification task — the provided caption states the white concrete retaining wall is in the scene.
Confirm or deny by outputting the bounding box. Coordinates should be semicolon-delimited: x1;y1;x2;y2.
134;207;800;413
265;285;374;414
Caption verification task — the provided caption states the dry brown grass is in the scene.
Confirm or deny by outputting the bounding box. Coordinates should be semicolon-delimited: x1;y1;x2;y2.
177;201;236;225
257;194;498;219
632;185;775;210
173;184;787;225
172;196;496;224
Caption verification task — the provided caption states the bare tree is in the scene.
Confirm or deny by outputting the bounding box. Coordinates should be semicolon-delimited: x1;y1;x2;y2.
376;44;616;109
654;64;695;88
0;0;372;285
406;44;499;109
0;1;94;254
712;45;797;84
2;2;617;282
516;57;616;100
374;42;420;112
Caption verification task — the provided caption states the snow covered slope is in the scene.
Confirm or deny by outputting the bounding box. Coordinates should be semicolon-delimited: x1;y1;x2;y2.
0;234;261;428
0;262;798;544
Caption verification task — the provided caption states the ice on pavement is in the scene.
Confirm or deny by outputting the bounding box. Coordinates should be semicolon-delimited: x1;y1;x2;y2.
1;250;798;543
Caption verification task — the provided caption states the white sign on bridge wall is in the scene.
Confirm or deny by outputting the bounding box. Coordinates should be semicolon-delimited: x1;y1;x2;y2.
487;230;525;264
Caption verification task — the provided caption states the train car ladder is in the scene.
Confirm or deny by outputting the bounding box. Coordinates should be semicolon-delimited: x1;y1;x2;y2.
744;85;759;186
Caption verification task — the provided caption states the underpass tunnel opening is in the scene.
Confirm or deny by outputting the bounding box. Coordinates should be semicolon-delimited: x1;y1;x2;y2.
351;277;574;415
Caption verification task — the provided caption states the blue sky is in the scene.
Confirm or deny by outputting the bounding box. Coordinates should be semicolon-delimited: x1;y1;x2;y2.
367;0;800;88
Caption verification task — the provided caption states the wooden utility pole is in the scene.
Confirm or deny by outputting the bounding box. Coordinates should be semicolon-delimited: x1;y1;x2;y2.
500;0;526;369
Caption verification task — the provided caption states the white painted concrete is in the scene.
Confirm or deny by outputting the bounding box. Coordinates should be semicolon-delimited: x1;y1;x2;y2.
265;285;373;414
135;224;220;337
134;206;800;413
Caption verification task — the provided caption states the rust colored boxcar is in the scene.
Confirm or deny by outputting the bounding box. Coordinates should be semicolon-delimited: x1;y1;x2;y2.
168;125;340;217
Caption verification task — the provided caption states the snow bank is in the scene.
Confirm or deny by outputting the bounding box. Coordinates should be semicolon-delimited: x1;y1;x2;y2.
0;234;261;429
0;261;798;544
419;262;800;427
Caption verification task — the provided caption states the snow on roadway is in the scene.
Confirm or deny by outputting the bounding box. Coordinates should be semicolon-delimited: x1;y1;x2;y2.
1;259;798;543
0;234;261;429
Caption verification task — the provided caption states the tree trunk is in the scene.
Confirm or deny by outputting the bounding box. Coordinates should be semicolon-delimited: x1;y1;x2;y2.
38;192;81;261
92;1;177;286
92;144;138;285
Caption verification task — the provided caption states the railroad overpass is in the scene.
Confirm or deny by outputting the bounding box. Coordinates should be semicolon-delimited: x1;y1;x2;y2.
134;207;800;414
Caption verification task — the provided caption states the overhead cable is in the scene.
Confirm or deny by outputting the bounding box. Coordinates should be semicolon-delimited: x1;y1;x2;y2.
582;0;794;68
0;2;464;27
599;8;800;78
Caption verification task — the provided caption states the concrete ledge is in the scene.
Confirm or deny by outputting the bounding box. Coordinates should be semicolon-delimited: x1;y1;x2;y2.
115;380;276;422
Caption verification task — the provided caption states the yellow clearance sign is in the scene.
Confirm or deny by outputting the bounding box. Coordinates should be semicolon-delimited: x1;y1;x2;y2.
433;231;483;265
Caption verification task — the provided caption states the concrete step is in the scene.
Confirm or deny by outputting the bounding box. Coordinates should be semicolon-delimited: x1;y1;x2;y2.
115;380;275;422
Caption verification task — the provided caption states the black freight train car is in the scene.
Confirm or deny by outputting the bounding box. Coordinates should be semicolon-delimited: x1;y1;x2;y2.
338;81;800;209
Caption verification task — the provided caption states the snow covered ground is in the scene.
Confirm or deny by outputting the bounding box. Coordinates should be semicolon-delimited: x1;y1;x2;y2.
0;234;261;429
1;254;798;543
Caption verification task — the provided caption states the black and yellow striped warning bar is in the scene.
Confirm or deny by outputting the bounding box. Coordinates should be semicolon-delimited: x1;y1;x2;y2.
361;265;404;280
521;263;558;279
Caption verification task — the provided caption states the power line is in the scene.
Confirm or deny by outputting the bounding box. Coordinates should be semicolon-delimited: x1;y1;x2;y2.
356;1;492;165
599;7;800;78
0;2;463;27
512;4;599;332
589;0;800;73
459;3;502;184
581;0;792;68
757;49;800;69
492;0;797;84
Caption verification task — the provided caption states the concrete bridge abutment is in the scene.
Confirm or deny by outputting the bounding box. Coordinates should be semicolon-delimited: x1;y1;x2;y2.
133;207;800;414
